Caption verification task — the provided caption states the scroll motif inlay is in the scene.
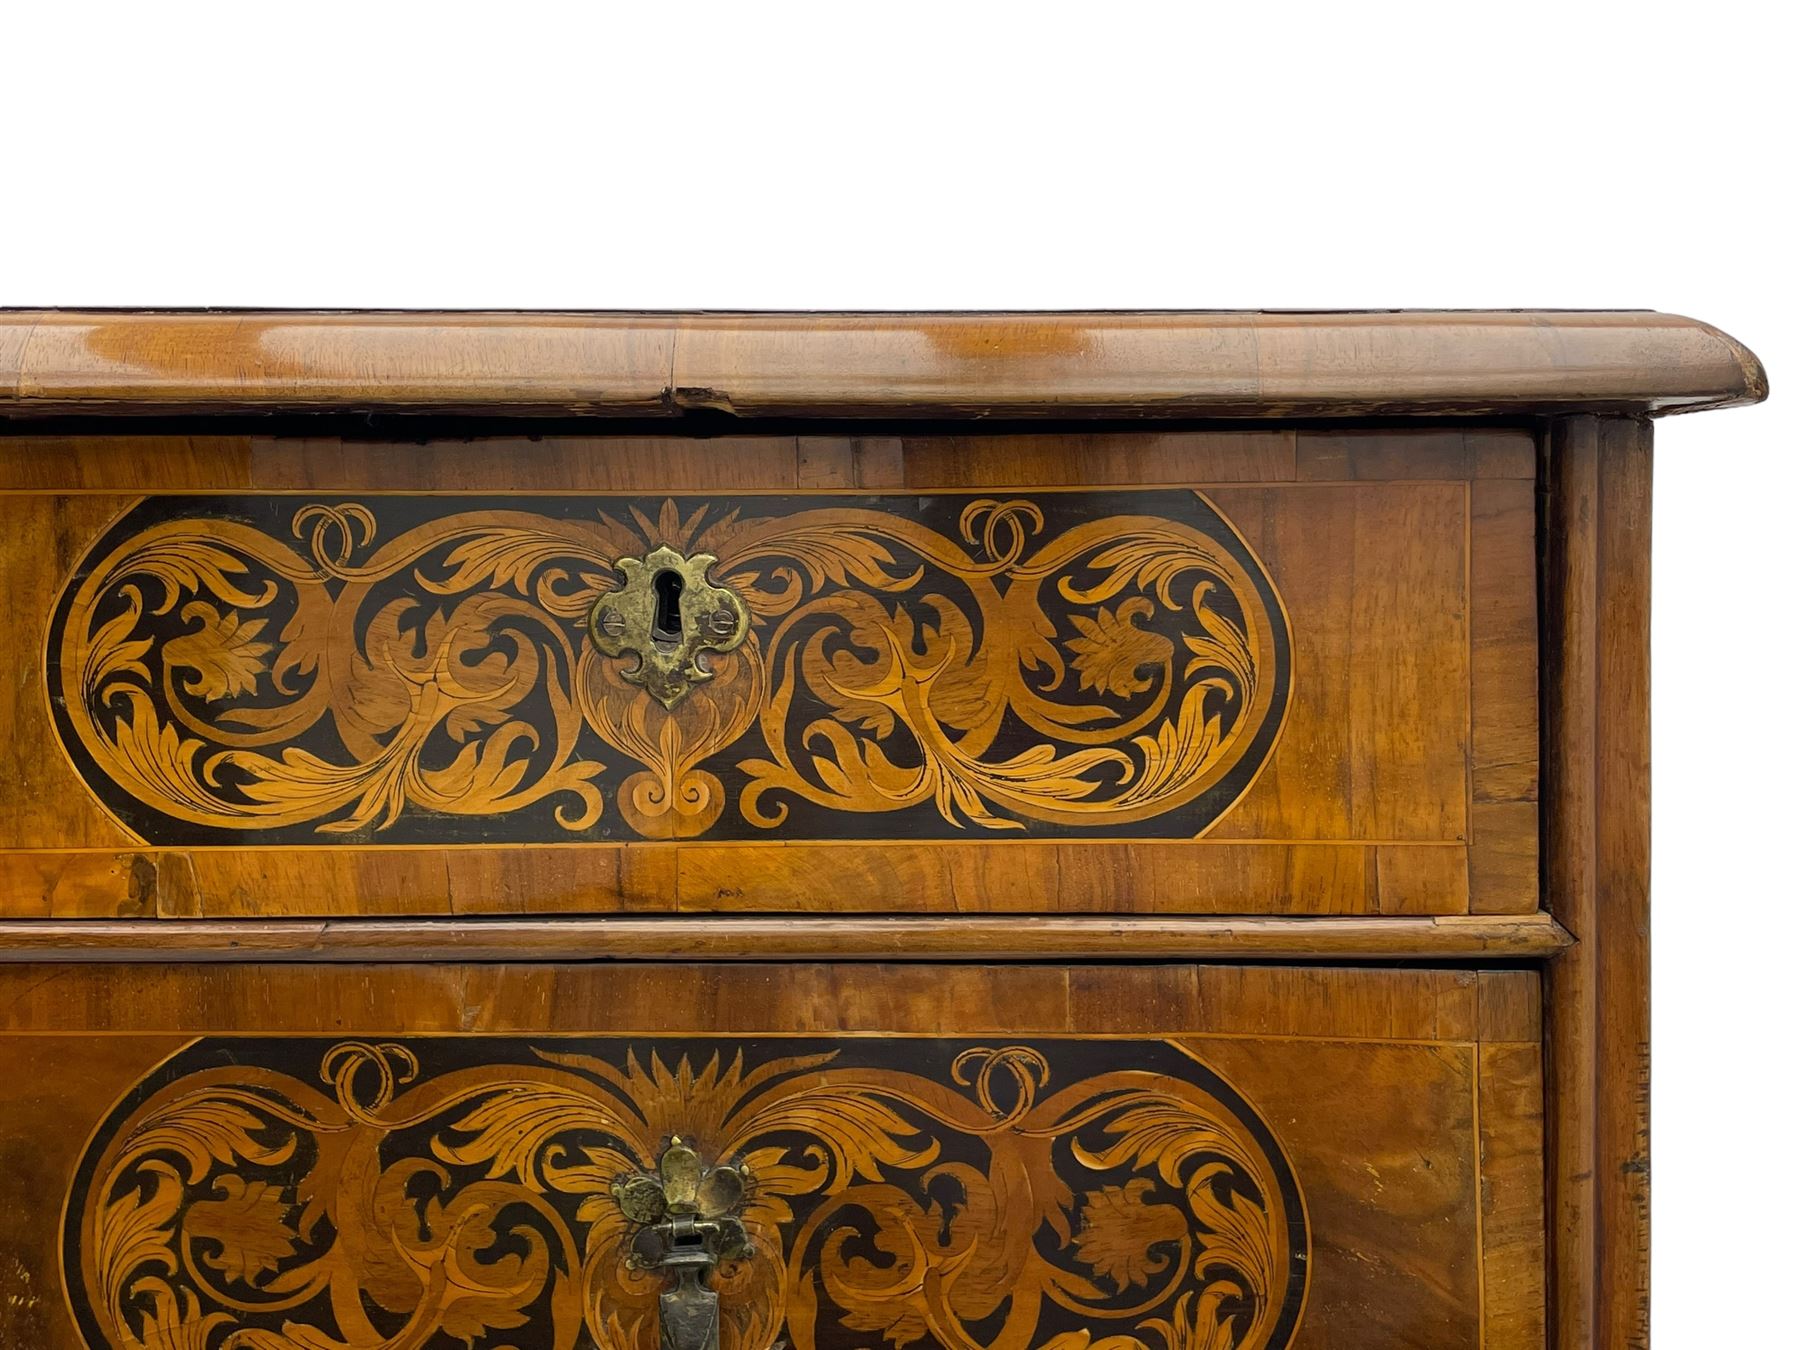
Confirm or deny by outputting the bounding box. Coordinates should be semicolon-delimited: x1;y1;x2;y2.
47;492;1291;843
63;1036;1309;1350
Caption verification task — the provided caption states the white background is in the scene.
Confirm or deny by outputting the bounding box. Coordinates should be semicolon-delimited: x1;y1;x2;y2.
3;2;1794;1341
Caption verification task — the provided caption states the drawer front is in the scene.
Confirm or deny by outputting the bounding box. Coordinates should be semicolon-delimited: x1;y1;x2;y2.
3;427;1537;917
0;963;1543;1350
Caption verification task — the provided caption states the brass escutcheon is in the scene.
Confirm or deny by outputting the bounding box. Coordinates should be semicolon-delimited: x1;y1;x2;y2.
588;546;750;710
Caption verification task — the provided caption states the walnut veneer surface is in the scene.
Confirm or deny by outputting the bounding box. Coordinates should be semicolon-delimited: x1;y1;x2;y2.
0;310;1767;1350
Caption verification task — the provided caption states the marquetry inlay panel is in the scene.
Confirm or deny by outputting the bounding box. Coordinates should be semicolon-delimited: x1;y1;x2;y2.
63;1035;1308;1350
48;491;1290;844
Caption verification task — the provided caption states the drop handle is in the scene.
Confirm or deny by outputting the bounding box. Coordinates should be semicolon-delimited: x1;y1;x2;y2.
615;1138;754;1350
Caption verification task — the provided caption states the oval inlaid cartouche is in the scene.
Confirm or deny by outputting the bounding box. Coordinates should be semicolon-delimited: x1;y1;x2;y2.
62;1034;1309;1350
47;490;1290;845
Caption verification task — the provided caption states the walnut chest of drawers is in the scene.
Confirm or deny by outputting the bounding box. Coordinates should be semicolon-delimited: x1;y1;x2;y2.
0;310;1767;1350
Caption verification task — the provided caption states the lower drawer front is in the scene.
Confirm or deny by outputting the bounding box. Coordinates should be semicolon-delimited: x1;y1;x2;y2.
0;964;1543;1350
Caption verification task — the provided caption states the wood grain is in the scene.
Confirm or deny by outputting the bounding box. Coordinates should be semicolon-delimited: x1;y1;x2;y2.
1541;415;1655;1350
1;310;677;415
150;846;680;917
0;310;1765;418
1470;474;1541;911
0;844;1483;920
1205;483;1471;846
1295;427;1536;480
0;843;1473;919
0;426;1529;494
0;493;138;852
674;841;1463;915
1478;969;1544;1044
898;428;1301;486
1544;415;1599;1350
1481;1042;1550;1348
1593;418;1652;1350
1540;415;1663;1350
0;912;1572;963
0;960;1514;1037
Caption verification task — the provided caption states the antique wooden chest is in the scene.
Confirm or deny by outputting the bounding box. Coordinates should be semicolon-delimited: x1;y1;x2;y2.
0;310;1766;1350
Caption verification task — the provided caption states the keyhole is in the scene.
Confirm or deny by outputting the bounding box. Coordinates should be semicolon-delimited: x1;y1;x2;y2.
651;570;685;651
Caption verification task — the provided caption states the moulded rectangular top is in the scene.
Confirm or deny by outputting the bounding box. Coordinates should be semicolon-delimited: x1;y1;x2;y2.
0;308;1768;420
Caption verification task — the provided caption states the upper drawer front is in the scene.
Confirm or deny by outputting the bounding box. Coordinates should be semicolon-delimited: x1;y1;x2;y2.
2;427;1537;917
0;962;1544;1350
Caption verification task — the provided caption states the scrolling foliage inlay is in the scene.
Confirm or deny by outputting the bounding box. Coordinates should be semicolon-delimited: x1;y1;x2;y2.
65;1036;1308;1350
48;492;1289;843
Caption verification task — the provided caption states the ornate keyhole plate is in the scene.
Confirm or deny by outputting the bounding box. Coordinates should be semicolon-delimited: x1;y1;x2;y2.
588;546;751;710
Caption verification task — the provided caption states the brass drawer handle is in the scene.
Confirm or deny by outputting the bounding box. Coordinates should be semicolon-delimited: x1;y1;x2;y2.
614;1136;753;1350
589;546;751;709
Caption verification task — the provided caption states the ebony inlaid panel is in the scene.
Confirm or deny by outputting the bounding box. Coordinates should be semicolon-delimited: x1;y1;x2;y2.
64;1035;1306;1350
47;490;1289;845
